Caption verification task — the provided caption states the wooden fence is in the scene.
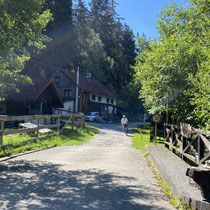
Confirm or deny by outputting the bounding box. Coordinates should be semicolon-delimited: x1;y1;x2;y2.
0;113;85;148
164;123;210;166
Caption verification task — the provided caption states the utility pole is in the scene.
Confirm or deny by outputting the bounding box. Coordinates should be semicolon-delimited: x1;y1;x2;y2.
75;65;79;112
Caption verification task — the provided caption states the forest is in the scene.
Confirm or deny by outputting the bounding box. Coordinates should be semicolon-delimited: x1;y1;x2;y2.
0;0;209;129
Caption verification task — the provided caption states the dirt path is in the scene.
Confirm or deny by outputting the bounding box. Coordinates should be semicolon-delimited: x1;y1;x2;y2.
0;123;175;209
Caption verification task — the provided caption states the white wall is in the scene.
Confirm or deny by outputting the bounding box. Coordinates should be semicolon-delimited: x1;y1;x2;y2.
53;101;74;114
64;101;74;111
89;94;116;106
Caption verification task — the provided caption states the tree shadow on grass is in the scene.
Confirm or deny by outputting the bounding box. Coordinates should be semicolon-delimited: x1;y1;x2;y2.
0;160;168;210
61;127;98;141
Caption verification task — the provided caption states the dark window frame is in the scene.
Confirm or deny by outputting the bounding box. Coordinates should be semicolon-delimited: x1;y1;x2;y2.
92;95;96;101
64;89;72;98
106;98;109;103
98;96;101;102
111;99;114;104
55;76;60;83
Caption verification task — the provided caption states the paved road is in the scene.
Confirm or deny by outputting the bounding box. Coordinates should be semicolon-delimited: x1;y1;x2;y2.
0;123;175;210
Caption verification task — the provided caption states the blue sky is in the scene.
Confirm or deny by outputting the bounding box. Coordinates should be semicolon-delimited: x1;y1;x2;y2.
85;0;187;38
115;0;187;38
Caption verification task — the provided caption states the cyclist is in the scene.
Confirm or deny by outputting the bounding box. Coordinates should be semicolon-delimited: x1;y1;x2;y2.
121;115;128;135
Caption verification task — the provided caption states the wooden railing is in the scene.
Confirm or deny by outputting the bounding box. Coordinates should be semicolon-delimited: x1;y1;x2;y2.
164;123;210;166
0;113;85;148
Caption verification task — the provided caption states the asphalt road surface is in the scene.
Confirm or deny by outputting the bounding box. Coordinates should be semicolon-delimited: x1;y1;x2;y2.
0;122;175;210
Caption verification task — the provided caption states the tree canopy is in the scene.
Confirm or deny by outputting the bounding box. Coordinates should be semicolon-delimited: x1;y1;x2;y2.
134;0;209;128
0;0;52;98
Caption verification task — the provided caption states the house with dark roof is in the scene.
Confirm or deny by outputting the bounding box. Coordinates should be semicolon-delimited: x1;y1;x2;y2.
49;69;118;119
0;78;63;115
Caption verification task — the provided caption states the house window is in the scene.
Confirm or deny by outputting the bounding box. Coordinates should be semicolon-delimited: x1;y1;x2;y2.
98;96;101;102
55;76;60;83
83;93;86;100
92;95;96;100
111;99;114;104
106;98;109;103
64;89;72;98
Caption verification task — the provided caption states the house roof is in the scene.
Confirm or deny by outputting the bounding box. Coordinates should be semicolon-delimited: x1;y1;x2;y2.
60;69;119;99
5;78;63;107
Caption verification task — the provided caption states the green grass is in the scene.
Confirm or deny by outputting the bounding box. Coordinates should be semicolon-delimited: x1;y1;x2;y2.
132;124;164;155
3;133;32;145
0;125;99;158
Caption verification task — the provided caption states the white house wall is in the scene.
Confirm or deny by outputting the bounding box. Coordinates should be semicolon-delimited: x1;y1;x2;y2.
53;101;74;114
63;101;74;112
89;94;117;114
89;94;116;105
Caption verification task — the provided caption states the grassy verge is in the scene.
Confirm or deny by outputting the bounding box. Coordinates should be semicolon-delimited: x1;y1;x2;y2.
0;125;99;158
146;155;182;209
132;124;164;155
132;125;185;209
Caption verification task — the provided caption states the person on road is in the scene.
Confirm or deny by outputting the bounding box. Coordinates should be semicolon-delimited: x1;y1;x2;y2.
121;115;128;135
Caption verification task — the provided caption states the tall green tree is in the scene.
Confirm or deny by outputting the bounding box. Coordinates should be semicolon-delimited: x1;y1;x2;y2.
44;0;73;36
134;0;209;128
89;0;137;93
0;0;52;98
89;0;139;117
24;0;74;77
89;0;118;55
71;0;113;82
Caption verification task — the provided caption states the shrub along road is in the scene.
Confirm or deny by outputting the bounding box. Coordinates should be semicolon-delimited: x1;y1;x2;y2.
0;122;175;209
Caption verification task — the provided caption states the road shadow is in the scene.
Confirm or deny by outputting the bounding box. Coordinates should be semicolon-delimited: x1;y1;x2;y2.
0;160;169;209
87;122;142;134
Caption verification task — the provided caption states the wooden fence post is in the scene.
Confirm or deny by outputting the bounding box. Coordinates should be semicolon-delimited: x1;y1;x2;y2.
76;117;79;130
37;119;40;139
182;136;187;161
0;120;4;145
80;116;83;129
82;117;85;128
164;124;166;139
198;134;204;166
57;117;60;133
72;116;74;130
164;124;169;149
171;126;175;153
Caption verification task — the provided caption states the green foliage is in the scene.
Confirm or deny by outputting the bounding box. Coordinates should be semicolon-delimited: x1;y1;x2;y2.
44;0;73;35
89;0;137;99
155;172;181;209
0;0;52;98
118;80;143;119
134;0;210;128
191;66;210;128
132;125;164;155
72;0;113;83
